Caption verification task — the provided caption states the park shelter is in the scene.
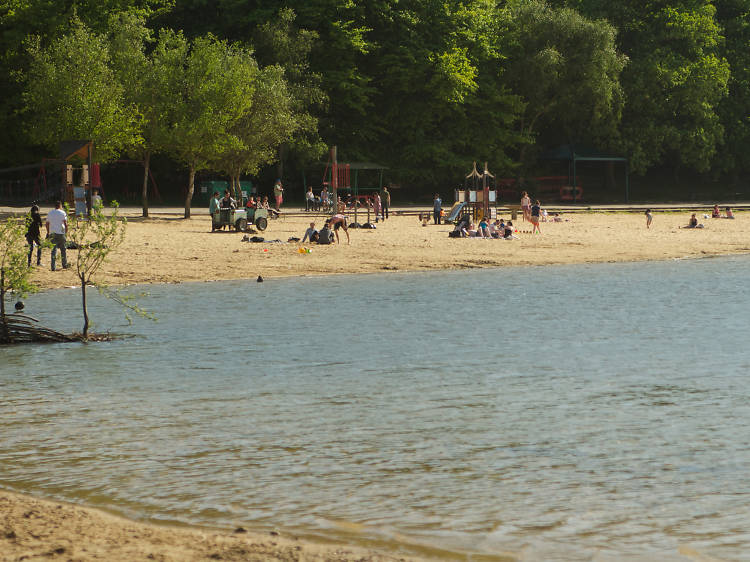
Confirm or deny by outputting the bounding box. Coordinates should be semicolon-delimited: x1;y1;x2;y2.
540;144;629;203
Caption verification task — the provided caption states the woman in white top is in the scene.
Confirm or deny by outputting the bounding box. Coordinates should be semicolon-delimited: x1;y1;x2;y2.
520;191;531;222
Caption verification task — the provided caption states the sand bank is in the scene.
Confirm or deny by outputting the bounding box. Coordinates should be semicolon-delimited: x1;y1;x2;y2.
0;489;423;561
15;206;750;291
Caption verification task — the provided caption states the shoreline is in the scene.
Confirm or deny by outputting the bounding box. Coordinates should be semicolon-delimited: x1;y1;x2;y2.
0;488;429;561
0;206;746;291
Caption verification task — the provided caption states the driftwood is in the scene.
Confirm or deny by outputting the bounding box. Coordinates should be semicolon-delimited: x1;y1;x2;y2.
0;313;79;344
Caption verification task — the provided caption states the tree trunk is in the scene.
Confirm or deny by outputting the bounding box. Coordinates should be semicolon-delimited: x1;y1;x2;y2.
184;165;195;219
81;277;89;338
142;151;151;218
277;145;285;183
0;268;5;318
0;269;7;342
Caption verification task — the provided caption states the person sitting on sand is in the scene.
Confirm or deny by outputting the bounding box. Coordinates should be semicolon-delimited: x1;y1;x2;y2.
450;214;470;237
725;207;735;219
261;195;280;218
504;220;517;239
478;218;490;238
329;213;350;244
302;221;319;243
684;213;704;228
712;204;721;218
317;220;333;244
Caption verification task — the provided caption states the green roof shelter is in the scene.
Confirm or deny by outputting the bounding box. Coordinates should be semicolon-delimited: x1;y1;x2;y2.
540;144;629;203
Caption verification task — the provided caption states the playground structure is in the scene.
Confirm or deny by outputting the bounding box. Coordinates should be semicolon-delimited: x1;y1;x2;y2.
446;162;498;223
0;158;66;205
314;147;388;223
58;140;98;216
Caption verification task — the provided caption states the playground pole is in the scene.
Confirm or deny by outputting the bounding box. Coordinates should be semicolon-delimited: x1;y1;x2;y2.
331;146;338;214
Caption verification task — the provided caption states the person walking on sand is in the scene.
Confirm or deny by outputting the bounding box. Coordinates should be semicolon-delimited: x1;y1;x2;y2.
25;204;43;267
382;187;390;220
45;200;68;271
645;209;653;228
530;199;541;234
273;179;284;211
433;193;442;225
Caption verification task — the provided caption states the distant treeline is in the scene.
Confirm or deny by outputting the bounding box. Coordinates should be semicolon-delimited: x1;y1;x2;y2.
1;0;747;201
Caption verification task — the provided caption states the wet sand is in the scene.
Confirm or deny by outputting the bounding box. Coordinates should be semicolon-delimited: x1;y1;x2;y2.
0;490;424;561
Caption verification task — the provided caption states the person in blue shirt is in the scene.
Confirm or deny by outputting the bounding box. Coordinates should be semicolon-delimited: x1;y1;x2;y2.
478;218;490;238
433;193;442;224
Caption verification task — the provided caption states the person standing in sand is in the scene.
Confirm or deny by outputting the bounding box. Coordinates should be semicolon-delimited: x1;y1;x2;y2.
521;191;531;222
382;187;390;220
25;204;43;267
645;209;653;229
45;201;68;271
273;179;284;211
433;193;442;225
530;199;541;234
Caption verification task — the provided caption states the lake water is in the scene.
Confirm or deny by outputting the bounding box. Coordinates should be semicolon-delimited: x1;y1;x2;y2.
2;257;750;561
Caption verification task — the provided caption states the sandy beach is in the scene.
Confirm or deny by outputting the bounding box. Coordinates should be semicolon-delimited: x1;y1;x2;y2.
3;204;748;561
9;205;750;291
0;490;425;561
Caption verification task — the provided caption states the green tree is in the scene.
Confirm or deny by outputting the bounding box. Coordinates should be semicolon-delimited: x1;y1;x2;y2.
0;216;37;324
157;33;257;218
21;14;142;163
66;202;127;338
108;11;162;217
713;0;750;178
213;65;299;200
252;8;327;180
560;0;730;174
502;0;626;167
0;0;170;167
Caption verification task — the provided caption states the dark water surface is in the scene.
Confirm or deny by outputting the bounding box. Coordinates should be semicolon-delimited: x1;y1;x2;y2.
2;258;750;560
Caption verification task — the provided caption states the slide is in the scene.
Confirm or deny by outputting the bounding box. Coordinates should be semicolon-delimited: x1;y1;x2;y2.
445;201;466;223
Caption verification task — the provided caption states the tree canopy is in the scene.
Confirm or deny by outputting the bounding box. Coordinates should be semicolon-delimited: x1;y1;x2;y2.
4;0;750;198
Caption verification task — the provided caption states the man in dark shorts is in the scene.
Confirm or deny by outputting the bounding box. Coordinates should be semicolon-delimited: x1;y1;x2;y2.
329;214;350;244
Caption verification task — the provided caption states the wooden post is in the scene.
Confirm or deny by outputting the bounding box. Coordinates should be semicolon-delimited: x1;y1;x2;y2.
331;146;338;215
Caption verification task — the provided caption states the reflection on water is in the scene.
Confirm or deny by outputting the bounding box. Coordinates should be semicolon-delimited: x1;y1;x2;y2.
3;258;750;560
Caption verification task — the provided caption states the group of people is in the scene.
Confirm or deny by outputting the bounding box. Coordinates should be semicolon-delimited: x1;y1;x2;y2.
712;204;735;219
300;214;350;244
450;215;518;239
645;206;737;229
24;201;69;271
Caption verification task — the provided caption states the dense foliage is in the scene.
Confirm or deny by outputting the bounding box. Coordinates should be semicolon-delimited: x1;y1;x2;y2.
1;0;747;199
